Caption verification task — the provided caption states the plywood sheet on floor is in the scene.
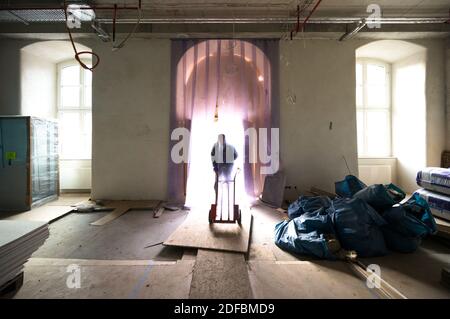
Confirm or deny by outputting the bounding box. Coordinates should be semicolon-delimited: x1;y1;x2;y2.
14;258;194;299
248;260;376;299
189;249;252;299
361;239;450;299
46;194;90;206
1;195;90;223
164;209;252;253
248;204;299;262
90;200;160;226
33;210;188;260
4;205;75;223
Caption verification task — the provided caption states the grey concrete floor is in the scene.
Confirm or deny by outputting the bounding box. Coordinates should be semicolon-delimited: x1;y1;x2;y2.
10;203;450;299
33;209;188;260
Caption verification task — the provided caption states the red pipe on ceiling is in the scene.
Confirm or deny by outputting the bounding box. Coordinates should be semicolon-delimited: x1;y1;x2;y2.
0;1;142;11
290;0;323;40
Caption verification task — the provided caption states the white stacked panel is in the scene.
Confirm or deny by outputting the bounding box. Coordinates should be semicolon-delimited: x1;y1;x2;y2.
0;220;49;287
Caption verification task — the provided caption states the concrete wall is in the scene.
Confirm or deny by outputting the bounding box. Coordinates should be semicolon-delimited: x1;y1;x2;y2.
446;37;450;151
0;40;28;115
0;36;447;200
279;40;359;194
90;39;171;200
20;50;56;119
425;39;447;168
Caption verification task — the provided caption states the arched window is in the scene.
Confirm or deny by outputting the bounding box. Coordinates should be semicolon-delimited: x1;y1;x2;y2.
57;60;92;159
356;58;391;157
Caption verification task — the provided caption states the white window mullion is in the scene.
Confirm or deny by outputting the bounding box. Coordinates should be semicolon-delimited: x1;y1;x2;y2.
356;58;391;158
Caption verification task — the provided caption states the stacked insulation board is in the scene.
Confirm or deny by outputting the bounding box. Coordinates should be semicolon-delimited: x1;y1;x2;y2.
0;220;49;288
415;167;450;222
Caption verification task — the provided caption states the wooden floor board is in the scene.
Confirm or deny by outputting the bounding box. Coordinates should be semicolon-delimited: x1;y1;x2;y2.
189;249;252;299
164;208;252;253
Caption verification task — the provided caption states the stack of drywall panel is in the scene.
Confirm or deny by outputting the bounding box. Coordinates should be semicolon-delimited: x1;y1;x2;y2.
0;220;49;287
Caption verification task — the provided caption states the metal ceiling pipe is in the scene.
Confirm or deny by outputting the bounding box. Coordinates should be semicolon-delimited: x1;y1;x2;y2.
94;17;449;24
339;19;367;41
6;10;29;25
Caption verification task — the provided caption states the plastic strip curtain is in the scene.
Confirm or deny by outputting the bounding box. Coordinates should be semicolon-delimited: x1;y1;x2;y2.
168;39;279;208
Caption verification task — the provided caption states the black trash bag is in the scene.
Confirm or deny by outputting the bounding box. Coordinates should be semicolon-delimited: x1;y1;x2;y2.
287;196;332;219
335;175;366;198
275;208;340;260
332;197;388;257
353;184;404;212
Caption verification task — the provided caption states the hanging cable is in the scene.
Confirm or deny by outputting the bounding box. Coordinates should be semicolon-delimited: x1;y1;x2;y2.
112;1;142;51
112;4;117;43
63;0;100;71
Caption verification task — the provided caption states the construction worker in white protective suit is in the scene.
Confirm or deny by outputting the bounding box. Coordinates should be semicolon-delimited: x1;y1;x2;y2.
211;134;238;200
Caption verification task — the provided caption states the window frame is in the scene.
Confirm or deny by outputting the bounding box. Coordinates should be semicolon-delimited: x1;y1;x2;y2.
356;58;392;158
56;59;92;160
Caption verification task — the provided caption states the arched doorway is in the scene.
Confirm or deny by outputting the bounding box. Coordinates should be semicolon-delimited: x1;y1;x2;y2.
173;40;274;208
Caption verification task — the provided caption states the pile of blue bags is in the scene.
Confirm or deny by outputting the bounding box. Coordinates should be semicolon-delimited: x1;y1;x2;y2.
274;175;437;259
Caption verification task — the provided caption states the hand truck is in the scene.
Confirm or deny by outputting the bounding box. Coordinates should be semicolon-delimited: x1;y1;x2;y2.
209;167;241;225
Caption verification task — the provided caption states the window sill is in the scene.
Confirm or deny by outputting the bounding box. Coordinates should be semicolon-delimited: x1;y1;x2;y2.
358;156;396;160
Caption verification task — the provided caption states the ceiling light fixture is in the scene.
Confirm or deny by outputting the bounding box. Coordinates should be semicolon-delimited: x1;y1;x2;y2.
67;3;95;22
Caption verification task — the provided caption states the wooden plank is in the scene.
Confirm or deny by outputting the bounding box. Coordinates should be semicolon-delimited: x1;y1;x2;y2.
89;200;159;226
310;187;336;199
436;217;450;232
27;258;177;266
164;208;252;253
189;249;252;299
434;217;450;240
153;207;164;218
89;204;129;226
248;260;376;299
347;260;406;299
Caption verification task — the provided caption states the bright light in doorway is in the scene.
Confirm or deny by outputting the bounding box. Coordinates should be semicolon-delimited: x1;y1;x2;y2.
258;75;264;82
185;112;249;210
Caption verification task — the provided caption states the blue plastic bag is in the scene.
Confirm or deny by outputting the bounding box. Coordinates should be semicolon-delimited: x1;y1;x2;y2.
335;175;366;198
332;198;387;257
274;209;340;260
287;196;332;219
353;183;406;212
381;226;421;253
379;194;435;253
382;205;433;238
402;193;437;235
